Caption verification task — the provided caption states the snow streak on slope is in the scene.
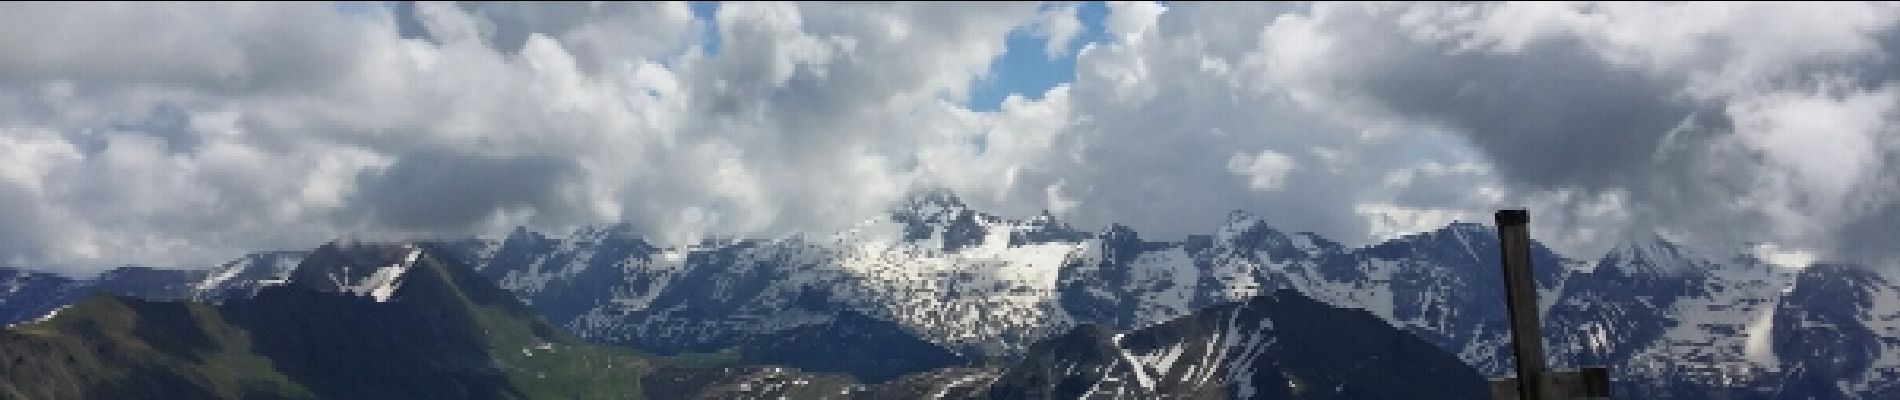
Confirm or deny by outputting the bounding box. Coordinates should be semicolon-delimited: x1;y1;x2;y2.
1620;257;1792;386
1849;267;1900;394
0;267;89;327
188;251;306;302
291;242;424;303
1000;289;1487;399
1116;305;1275;396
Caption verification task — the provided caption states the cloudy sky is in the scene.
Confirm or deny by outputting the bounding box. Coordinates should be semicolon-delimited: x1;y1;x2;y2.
2;1;1897;275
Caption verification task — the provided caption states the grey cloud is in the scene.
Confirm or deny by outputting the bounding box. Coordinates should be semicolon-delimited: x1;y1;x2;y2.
0;180;65;268
0;3;372;95
456;1;700;73
1289;11;1740;247
1836;200;1900;264
1388;167;1498;210
1259;2;1900;259
1833;112;1900;263
1262;4;1716;193
1373;40;1712;191
109;103;196;154
352;151;578;232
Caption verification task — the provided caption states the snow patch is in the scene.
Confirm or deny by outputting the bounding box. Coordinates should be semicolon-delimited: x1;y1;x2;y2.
6;304;70;328
322;245;422;303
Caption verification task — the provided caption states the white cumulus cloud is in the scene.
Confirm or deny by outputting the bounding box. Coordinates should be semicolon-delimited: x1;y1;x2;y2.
1;1;1897;275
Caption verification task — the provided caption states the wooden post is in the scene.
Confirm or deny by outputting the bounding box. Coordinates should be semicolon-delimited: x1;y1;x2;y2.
1490;368;1612;400
1495;209;1547;400
1575;366;1611;398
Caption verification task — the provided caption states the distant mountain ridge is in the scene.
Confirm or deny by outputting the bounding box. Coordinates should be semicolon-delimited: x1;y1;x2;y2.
0;242;656;399
5;192;1898;398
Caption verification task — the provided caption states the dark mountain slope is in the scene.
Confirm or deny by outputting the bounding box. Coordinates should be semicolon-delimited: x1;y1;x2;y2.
0;242;654;399
988;289;1488;399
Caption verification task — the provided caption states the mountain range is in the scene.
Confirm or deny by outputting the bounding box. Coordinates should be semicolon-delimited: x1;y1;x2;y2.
1;237;1480;399
4;192;1896;398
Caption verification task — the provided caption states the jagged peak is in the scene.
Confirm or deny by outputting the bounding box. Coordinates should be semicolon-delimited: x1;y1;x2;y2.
1364;221;1483;246
1099;223;1142;240
1443;220;1493;233
1610;232;1683;257
892;188;969;218
190;250;306;298
1020;210;1078;231
1216;208;1267;227
1223;209;1262;225
904;187;966;208
1444;221;1497;249
692;235;744;249
1603;232;1703;276
504;225;548;242
1213;210;1269;239
94;265;197;278
1372;221;1494;247
568;223;644;243
288;241;423;303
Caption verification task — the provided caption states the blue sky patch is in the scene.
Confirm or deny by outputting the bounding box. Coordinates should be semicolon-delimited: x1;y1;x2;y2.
691;1;723;57
967;2;1112;112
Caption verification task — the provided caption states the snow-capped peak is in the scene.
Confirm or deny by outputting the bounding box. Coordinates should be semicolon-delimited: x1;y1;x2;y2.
1604;233;1703;276
1213;210;1266;242
1437;221;1495;244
